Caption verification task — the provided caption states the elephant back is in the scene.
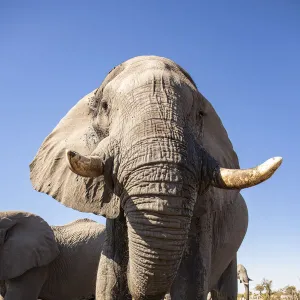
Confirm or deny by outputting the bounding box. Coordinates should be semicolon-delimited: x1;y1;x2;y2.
51;218;105;260
43;219;105;298
52;218;105;242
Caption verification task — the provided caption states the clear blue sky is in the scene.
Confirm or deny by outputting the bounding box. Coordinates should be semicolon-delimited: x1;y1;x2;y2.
1;0;299;293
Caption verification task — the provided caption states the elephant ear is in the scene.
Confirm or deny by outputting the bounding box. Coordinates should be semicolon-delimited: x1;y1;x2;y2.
0;211;59;280
194;93;240;215
30;65;125;218
30;90;120;218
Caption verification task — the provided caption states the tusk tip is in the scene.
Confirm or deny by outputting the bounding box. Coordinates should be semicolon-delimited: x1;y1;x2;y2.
271;156;283;163
66;149;77;160
65;149;81;173
257;156;283;182
265;156;283;170
65;149;80;164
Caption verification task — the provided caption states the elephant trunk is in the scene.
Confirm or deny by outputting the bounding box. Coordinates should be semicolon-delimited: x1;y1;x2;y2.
119;128;199;298
125;195;193;299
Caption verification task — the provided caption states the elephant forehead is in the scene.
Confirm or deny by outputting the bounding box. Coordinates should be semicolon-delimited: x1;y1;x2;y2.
101;56;197;105
112;69;174;91
108;67;195;100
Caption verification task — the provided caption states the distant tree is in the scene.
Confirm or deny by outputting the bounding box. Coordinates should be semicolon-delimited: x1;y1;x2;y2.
262;279;273;300
284;286;297;300
255;284;265;296
272;289;284;300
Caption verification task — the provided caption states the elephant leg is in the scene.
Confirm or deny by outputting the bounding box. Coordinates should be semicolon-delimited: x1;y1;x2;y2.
210;196;248;299
4;266;47;300
216;257;237;300
96;212;130;300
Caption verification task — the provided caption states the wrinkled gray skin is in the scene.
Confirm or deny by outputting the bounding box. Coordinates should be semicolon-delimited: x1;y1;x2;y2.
0;211;105;300
30;56;281;299
237;264;252;300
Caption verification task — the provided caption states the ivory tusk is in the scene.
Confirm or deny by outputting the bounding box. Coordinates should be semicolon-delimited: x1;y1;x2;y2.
212;157;282;189
66;150;104;178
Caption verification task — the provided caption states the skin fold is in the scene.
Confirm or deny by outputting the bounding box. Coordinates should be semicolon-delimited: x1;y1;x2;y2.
30;56;282;300
0;211;105;300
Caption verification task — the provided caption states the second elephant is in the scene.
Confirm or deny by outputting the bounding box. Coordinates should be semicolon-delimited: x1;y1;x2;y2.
237;264;252;300
0;211;105;300
205;263;251;300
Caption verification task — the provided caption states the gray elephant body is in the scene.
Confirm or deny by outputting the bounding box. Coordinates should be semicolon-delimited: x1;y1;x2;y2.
30;56;281;299
0;211;105;300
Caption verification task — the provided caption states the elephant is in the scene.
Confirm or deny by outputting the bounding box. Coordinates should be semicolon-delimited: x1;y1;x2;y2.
30;55;282;299
0;211;105;300
237;264;252;300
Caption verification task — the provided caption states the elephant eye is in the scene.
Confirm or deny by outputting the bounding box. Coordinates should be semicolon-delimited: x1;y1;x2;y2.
101;101;108;112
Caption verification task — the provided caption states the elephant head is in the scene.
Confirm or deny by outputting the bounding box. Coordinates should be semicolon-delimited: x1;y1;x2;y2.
237;264;252;300
0;211;59;280
30;56;281;299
